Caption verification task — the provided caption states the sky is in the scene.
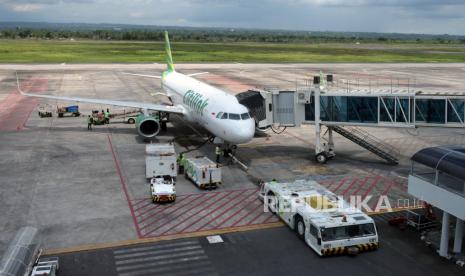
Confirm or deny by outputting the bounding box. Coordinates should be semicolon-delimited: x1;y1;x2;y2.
1;0;465;35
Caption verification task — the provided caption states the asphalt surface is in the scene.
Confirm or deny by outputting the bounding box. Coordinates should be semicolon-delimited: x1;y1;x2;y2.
56;212;463;276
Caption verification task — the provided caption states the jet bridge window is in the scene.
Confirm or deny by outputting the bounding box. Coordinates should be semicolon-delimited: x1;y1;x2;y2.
241;113;251;120
229;113;240;120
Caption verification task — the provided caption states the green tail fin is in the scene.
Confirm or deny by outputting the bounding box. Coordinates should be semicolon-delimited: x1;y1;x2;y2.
164;31;175;72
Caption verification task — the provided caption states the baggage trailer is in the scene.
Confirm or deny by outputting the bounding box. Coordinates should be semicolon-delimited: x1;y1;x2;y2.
57;105;80;117
184;156;221;190
145;144;177;180
259;180;379;256
38;104;53;118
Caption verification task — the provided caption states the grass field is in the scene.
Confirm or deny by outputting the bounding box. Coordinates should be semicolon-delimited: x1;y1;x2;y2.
1;39;465;63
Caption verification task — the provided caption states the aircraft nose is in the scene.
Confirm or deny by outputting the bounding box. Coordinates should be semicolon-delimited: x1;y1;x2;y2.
230;119;255;144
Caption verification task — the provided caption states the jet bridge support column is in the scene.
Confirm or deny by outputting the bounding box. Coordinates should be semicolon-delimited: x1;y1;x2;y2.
314;87;324;163
314;88;334;164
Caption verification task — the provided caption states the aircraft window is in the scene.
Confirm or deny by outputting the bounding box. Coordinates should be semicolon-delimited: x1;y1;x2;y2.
221;113;228;119
216;112;223;118
229;113;240;120
241;113;251;120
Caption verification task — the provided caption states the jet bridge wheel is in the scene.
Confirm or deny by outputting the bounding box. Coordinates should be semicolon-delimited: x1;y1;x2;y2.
315;152;328;164
295;215;305;240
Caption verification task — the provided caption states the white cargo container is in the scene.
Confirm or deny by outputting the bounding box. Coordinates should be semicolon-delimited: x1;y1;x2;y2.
259;180;379;256
145;143;177;179
184;156;221;189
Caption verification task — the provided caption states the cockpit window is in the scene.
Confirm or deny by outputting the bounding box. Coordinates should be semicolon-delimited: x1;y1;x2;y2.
241;113;251;120
216;112;223;118
229;113;240;120
221;113;228;119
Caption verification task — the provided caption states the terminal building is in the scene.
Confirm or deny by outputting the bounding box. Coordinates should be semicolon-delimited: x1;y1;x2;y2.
409;146;465;257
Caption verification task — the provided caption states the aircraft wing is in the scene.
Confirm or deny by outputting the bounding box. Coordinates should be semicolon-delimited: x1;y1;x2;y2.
16;75;184;114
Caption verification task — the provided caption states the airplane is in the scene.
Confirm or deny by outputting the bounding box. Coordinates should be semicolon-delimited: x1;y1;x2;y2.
16;31;256;149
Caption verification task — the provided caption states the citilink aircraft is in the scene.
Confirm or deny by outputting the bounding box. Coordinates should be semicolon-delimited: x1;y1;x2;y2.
17;31;255;147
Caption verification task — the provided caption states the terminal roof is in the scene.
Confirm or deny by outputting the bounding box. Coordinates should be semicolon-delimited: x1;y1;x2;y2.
411;146;465;181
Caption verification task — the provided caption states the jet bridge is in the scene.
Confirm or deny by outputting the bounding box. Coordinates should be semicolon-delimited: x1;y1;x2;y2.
237;79;465;164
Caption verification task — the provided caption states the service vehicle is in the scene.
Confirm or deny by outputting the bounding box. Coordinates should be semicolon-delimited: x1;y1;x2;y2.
184;156;221;189
37;104;53;118
57;105;80;117
145;143;177;179
259;180;379;256
150;176;176;203
31;256;59;276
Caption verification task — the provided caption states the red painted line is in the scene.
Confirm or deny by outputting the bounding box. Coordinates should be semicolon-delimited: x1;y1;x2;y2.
324;178;337;190
19;98;39;130
349;175;371;197
231;200;267;227
138;191;213;226
361;175;382;200
133;201;155;212
132;198;149;206
245;205;270;226
213;195;261;229
146;190;239;236
196;189;259;231
173;187;257;197
174;189;251;235
340;177;360;196
135;193;198;218
107;134;142;238
331;177;349;193
135;194;197;212
371;178;396;211
261;212;277;224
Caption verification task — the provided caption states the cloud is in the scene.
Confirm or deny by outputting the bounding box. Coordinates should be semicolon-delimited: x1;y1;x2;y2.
9;4;43;12
0;0;465;34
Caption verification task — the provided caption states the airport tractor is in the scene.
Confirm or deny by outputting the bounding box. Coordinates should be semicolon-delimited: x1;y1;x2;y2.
259;180;379;256
146;143;177;203
150;176;176;203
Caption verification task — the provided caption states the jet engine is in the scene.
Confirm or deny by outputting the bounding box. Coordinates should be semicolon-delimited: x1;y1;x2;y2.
135;114;160;138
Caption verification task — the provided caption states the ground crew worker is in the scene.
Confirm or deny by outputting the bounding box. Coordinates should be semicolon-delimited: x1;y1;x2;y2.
104;109;110;124
87;115;93;130
215;146;222;164
177;153;185;174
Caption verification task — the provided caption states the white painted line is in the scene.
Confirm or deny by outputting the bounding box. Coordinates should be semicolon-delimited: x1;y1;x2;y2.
116;250;206;269
114;245;202;260
116;255;208;271
206;235;224;244
113;240;198;255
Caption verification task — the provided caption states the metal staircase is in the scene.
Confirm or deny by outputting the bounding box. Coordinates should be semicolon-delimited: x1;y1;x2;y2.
331;126;399;164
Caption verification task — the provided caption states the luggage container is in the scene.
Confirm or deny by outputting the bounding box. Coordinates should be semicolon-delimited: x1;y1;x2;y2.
184;156;221;189
57;105;80;117
145;143;177;180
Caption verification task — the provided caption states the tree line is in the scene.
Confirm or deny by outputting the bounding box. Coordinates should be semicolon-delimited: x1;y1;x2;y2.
1;27;464;44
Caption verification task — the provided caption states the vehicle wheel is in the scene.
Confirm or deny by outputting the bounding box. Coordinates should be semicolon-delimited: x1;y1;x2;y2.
58;113;63;118
128;118;135;124
267;191;276;214
315;153;327;164
295;216;305;240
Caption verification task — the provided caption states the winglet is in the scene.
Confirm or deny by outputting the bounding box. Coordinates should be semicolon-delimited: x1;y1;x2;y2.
164;31;175;72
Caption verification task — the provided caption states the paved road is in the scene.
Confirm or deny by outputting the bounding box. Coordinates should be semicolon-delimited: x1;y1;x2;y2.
57;212;463;276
